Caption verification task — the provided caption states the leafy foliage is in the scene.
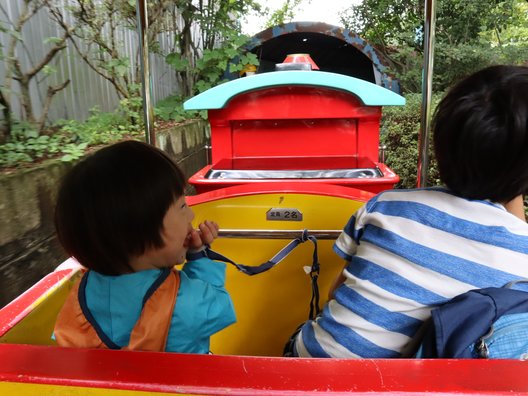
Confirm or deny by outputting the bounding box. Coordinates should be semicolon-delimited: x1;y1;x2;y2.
162;1;262;121
57;99;143;145
165;1;262;98
264;0;305;28
154;95;189;122
381;93;441;189
341;0;528;93
0;122;87;167
1;0;263;167
0;98;143;168
166;34;259;96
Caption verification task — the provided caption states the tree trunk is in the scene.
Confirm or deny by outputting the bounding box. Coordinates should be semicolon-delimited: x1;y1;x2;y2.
0;90;12;144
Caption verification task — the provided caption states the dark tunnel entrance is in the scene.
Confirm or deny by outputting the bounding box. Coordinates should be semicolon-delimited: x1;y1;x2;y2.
234;22;400;93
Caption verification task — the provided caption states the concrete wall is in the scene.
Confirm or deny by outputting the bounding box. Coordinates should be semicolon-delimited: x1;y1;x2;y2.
156;119;211;195
0;119;210;308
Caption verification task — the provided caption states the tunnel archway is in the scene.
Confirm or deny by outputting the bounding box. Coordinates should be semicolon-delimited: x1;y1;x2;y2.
237;21;400;94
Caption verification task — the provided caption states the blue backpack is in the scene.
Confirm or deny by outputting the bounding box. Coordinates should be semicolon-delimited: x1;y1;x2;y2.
417;280;528;359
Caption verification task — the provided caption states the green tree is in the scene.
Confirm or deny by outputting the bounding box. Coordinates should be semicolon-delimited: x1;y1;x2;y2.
47;0;176;101
165;1;262;99
340;0;423;91
381;93;440;189
340;0;528;93
47;1;263;123
433;0;528;90
480;0;528;64
264;0;305;28
0;0;70;141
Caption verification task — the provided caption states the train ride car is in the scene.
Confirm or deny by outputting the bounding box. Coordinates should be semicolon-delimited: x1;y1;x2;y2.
1;22;528;396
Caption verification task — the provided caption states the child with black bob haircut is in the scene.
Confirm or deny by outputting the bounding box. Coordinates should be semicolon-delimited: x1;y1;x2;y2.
289;65;528;359
54;140;235;353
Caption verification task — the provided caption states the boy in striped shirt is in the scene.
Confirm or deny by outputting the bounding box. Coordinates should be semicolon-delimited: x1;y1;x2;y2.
291;65;528;358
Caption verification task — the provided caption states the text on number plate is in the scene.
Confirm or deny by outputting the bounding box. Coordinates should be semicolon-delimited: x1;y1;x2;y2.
266;208;303;221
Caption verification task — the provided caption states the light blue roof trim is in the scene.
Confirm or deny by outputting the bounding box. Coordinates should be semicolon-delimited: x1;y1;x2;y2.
184;71;405;110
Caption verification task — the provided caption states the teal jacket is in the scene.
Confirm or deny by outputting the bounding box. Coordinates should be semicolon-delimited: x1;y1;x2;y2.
84;258;236;353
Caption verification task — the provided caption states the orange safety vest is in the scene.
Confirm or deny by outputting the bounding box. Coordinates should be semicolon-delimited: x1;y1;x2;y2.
54;268;180;352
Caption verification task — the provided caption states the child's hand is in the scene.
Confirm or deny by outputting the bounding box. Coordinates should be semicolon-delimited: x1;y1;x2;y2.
187;220;219;251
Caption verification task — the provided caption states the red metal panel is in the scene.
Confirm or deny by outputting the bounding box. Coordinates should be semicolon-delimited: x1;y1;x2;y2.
189;164;399;195
210;86;374;120
192;80;396;194
231;119;357;158
207;86;382;165
186;182;375;206
211;156;377;171
1;343;527;395
357;118;382;163
208;120;233;165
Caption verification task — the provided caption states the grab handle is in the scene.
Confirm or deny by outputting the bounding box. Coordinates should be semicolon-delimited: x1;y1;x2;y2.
217;229;341;240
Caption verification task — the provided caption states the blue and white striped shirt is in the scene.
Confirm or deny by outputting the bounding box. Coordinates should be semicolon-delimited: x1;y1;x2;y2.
294;188;528;358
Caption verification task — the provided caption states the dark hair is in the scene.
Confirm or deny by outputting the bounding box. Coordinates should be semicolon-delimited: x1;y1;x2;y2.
432;65;528;202
55;140;186;275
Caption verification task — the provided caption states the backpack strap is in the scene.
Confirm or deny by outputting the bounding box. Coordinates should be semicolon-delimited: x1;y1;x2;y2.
503;279;528;290
417;280;528;358
474;279;528;358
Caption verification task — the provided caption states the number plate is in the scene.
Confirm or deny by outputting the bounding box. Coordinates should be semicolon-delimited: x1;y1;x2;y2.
266;208;303;221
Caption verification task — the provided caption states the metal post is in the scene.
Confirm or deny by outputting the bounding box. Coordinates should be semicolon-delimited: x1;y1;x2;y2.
205;144;212;165
136;0;156;145
379;145;387;164
416;0;437;187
